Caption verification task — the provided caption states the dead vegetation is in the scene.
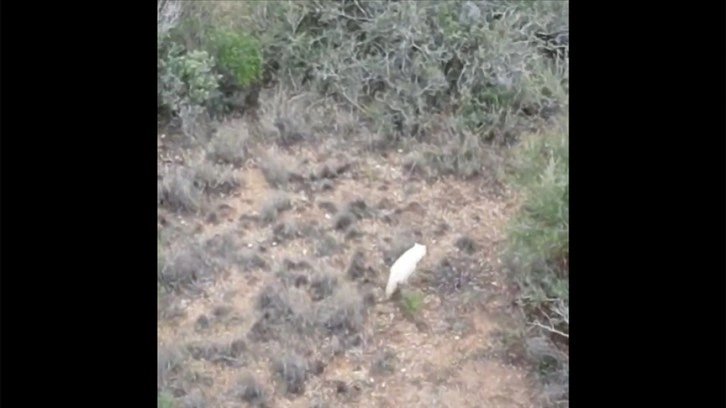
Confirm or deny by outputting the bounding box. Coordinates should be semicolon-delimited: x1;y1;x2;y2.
158;157;241;214
158;346;214;402
158;241;219;295
207;120;250;167
231;373;268;406
259;192;291;223
259;157;291;189
273;352;311;395
187;338;248;367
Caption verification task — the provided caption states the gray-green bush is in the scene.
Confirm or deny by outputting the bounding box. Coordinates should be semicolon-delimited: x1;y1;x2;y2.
504;117;568;407
163;2;263;115
157;0;264;129
247;1;568;151
506;119;568;321
157;43;222;117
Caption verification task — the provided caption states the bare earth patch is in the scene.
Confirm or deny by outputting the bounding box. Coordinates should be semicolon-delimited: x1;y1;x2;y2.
158;120;534;407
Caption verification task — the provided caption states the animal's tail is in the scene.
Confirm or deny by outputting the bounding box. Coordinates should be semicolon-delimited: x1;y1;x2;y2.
385;278;397;300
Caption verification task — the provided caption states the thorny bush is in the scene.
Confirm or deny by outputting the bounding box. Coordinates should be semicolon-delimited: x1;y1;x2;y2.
247;0;568;147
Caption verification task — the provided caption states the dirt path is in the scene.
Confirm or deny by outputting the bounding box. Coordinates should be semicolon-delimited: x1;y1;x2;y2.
158;140;534;407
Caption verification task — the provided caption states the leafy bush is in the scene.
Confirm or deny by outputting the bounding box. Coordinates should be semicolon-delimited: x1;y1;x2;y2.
157;42;221;118
204;28;263;116
159;3;263;117
165;4;260;83
210;28;262;87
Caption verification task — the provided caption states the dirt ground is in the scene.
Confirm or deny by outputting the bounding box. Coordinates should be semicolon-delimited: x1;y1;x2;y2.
158;119;537;407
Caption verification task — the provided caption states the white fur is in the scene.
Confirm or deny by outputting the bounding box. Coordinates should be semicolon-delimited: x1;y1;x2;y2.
385;242;427;299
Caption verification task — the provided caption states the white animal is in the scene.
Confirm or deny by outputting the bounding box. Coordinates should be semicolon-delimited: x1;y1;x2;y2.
385;242;427;299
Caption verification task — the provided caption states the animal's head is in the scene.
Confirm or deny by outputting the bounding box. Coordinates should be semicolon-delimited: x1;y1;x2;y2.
413;242;427;256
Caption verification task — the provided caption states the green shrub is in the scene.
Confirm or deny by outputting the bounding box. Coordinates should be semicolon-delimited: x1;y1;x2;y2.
157;42;221;117
401;291;423;315
210;28;262;87
504;117;568;333
158;391;175;408
161;3;262;115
